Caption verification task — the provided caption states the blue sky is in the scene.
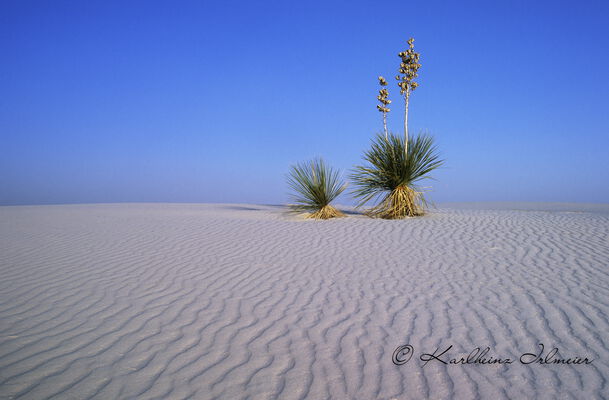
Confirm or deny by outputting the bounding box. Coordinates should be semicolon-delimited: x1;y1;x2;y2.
1;0;608;206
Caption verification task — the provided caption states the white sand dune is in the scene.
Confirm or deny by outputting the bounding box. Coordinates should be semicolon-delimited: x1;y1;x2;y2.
1;203;608;399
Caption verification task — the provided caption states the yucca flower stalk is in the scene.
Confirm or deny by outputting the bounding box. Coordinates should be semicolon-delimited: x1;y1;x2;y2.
396;38;421;153
287;158;347;219
376;76;391;139
351;132;443;218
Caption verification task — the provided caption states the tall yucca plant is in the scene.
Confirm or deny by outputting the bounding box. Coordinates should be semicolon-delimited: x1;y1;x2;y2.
287;158;347;219
352;36;442;218
351;132;443;218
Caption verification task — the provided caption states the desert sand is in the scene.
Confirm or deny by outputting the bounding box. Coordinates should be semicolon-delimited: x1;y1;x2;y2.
1;203;608;399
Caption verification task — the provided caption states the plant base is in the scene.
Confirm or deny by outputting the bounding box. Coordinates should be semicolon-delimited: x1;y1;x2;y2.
307;205;345;220
368;185;425;219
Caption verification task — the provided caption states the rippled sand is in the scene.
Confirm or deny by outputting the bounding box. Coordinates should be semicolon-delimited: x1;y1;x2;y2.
1;203;608;399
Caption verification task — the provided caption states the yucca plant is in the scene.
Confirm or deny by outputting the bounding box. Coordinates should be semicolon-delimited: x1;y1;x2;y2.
351;132;443;218
287;158;347;219
351;36;442;218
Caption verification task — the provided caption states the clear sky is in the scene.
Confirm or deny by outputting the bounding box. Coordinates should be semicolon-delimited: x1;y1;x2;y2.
2;0;608;206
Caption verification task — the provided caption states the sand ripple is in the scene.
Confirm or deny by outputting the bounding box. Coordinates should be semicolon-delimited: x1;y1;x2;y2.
1;203;608;399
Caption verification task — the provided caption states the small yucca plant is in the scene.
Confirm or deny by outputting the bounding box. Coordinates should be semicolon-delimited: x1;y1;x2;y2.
287;158;347;219
351;132;443;218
